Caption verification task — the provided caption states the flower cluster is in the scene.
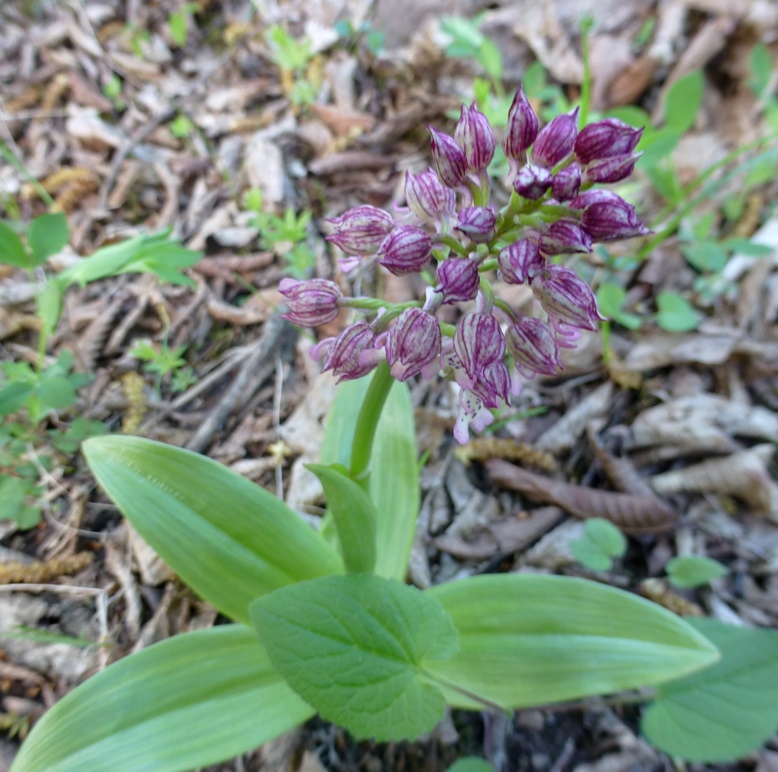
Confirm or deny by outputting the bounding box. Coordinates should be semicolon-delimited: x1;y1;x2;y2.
280;87;649;443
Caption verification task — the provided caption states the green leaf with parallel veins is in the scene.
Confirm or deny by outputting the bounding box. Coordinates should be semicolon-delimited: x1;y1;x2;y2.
642;619;778;762
0;221;30;269
666;556;727;589
83;436;343;624
307;463;376;574
425;574;719;710
27;213;69;266
250;574;459;741
11;625;313;772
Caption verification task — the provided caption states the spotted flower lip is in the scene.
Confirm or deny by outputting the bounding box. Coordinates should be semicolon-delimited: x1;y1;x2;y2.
279;278;342;327
454;103;496;173
405;169;455;223
503;86;539;161
574;118;643;164
530;107;580;169
377;225;432;275
386;308;441;382
428;127;468;188
532;265;605;332
326;205;394;255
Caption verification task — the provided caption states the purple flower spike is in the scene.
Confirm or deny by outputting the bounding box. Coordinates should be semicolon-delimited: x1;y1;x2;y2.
532;265;605;332
405;169;455;223
386;308;441;382
454;312;506;385
551;164;582;201
538;220;593;256
583;153;642;184
513;165;552;200
507;317;562;377
573;190;651;242
472;360;514;408
455;104;496;173
574;118;643;164
279;278;342;327
498;239;542;284
531;108;580;169
437;257;480;304
503;86;539;161
428;127;468;188
377;225;432;275
326;205;394;255
455;206;496;243
322;322;380;382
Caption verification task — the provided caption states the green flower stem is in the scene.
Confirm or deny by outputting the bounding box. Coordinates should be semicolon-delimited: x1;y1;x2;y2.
440;321;456;337
479;277;495;313
349;360;394;488
438;235;467;256
494;297;517;322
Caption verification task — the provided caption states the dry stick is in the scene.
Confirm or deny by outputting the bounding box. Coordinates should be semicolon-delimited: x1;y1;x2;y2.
185;315;293;453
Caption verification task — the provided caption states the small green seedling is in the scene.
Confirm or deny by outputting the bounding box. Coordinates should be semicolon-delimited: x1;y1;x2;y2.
666;556;727;589
168;3;198;49
655;291;702;333
570;518;628;571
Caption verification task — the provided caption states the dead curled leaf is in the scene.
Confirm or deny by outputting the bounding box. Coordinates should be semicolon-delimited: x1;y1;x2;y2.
486;459;678;535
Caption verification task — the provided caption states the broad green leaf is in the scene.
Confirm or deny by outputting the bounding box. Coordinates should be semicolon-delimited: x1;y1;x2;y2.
748;43;773;99
596;282;626;318
478;38;503;82
307;463;376;574
0;475;27;523
425;574;719;710
570;519;627;572
320;376;419;580
656;291;701;333
83;436;342;623
11;625;313;772
666;556;727;589
0;382;34;417
448;758;494;772
250;575;459;741
37;376;77;410
680;241;728;273
27;213;69;266
664;70;704;133
0;221;30;269
642;619;778;762
723;238;774;257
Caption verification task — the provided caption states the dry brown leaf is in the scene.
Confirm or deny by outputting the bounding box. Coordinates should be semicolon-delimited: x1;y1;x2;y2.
309;103;375;137
587;425;656;497
487;459;677;534
454;437;557;473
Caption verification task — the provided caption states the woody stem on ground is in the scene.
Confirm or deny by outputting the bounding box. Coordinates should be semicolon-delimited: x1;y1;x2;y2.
349;360;395;490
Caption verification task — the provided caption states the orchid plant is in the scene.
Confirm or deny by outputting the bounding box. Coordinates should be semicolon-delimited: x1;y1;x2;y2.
14;87;764;772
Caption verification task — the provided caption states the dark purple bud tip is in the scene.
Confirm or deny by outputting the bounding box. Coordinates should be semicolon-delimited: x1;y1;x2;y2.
405;169;455;222
513;165;552;201
326;205;394;255
583;152;642;184
377;225;432;275
551;164;582;201
428;126;468;188
573;191;651;242
386;308;442;382
279;278;342;328
454;103;496;173
322;322;380;382
538;220;592;256
498;239;542;284
531;107;580;169
507;316;563;377
532;265;605;332
437;257;480;304
503;86;539;161
455;206;496;243
574;118;643;164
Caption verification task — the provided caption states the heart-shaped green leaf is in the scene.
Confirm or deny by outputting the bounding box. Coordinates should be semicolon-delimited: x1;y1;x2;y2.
83;436;343;623
425;574;719;709
11;625;313;772
250;574;458;741
642;619;778;762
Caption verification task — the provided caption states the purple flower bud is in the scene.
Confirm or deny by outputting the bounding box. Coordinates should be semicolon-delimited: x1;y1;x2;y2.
405;169;455;223
322;322;380;382
498;240;542;284
574;118;643;164
503;86;539;161
455;206;496;243
326;205;394;255
279;278;342;327
428;127;468;188
551;164;582;201
453;312;506;386
437;258;480;304
377;225;432;275
583;153;642;184
532;265;605;332
513;165;552;200
538;220;592;256
506;317;562;377
571;191;651;242
531;108;579;169
471;359;513;408
454;104;496;173
386;308;441;382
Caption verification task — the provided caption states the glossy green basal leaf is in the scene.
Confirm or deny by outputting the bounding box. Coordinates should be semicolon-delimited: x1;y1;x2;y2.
425;575;719;710
320;376;418;580
307;463;376;574
83;436;342;624
642;619;778;762
250;575;458;741
11;625;313;772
